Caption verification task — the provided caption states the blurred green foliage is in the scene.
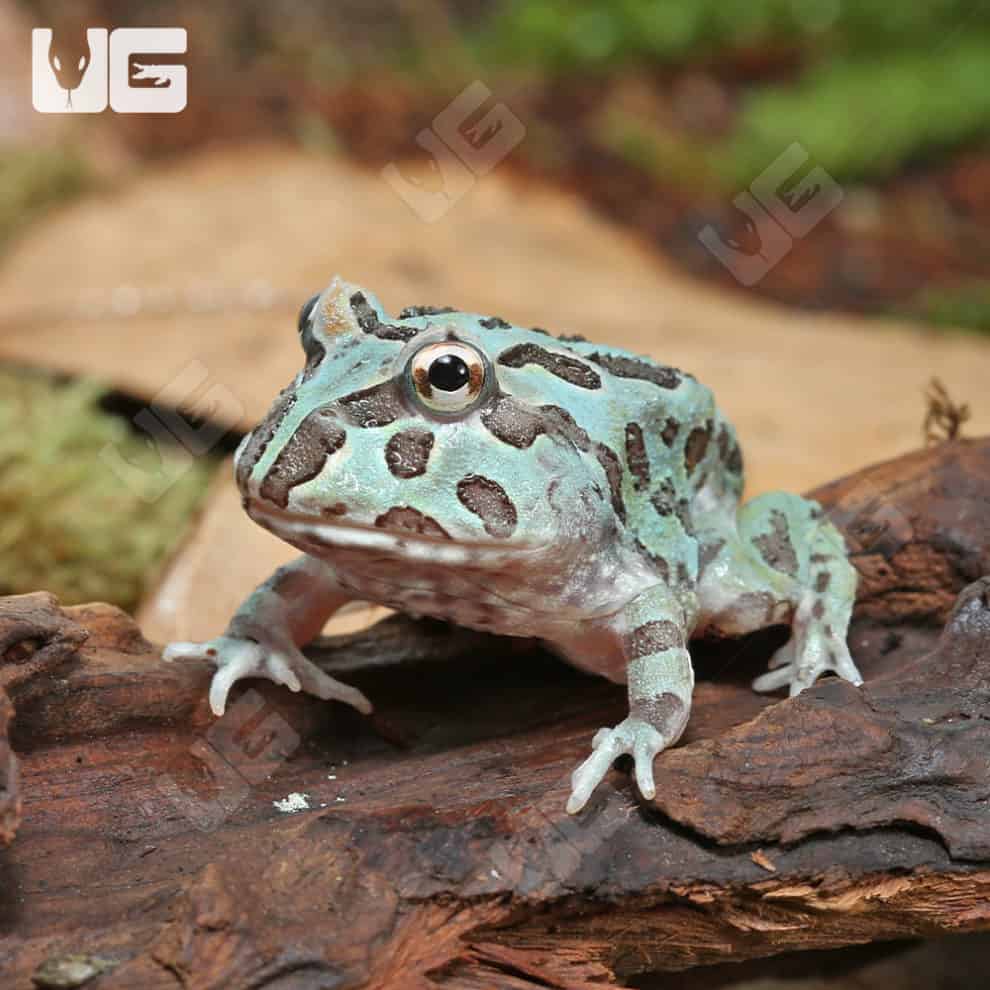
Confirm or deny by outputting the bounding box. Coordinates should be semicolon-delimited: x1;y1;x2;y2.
0;371;213;609
726;42;990;182
911;282;990;335
478;0;990;182
0;145;90;251
480;0;990;70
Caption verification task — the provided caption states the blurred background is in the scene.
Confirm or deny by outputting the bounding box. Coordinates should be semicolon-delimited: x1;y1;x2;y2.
1;1;989;986
2;0;989;629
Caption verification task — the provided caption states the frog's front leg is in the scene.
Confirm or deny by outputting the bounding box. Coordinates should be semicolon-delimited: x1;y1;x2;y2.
751;508;862;696
695;492;862;697
565;586;698;814
163;554;371;717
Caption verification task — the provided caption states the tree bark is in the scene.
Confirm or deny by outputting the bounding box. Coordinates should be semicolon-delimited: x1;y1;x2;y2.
1;439;989;990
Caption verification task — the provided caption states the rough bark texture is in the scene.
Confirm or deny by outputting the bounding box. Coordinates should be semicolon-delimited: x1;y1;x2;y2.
1;439;989;990
0;693;14;848
0;592;88;847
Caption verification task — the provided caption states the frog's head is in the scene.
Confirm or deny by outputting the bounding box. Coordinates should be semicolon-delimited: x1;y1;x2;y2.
235;277;624;569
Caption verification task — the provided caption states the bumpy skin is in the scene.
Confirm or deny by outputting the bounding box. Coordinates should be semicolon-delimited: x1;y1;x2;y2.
164;277;862;814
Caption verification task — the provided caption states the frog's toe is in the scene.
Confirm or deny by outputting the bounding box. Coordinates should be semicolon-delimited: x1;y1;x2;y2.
295;660;373;715
591;727;613;749
162;637;263;714
752;639;797;692
567;718;666;813
632;724;664;800
752;663;797;693
166;636;373;718
567;736;618;814
822;640;864;689
753;633;863;696
790;634;863;696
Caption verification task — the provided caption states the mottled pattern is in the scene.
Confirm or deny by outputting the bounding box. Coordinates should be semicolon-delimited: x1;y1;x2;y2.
661;418;679;447
480;395;543;449
481;396;589;450
375;506;450;539
698;539;726;576
716;424;734;465
717;423;744;477
338;381;405;428
385;428;435;479
586;352;682;390
350;292;419;342
634;691;687;736
635;539;669;583
456;475;518;538
498;343;602;390
259;408;346;508
684;422;712;475
398;305;456;318
625;620;683;659
195;278;862;819
650;479;692;534
479;316;510;329
625;423;650;491
479;396;626;525
753;508;800;578
234;387;296;491
594;445;626;523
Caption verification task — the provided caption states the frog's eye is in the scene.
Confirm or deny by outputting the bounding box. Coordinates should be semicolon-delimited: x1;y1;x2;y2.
408;341;486;414
297;293;320;334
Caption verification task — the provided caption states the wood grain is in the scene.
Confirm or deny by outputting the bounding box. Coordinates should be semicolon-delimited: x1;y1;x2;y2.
1;439;988;989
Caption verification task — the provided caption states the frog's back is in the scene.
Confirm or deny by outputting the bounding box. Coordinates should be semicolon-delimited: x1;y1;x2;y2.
344;294;745;558
433;311;746;566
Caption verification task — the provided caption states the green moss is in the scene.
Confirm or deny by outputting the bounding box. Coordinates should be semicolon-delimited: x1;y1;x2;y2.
476;1;990;183
0;369;214;610
724;42;990;183
0;145;91;252
477;0;990;72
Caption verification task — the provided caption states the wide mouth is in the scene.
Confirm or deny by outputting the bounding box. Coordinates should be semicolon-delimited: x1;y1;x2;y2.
247;501;547;567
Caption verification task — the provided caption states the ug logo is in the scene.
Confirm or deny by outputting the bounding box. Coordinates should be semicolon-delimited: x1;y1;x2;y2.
32;27;187;113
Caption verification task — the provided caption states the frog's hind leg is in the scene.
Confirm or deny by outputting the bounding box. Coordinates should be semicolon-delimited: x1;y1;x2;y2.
695;492;862;696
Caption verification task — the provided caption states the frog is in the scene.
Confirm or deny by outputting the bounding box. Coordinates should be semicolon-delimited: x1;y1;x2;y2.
164;276;862;814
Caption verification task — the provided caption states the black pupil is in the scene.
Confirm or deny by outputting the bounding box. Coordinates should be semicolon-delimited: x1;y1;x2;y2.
428;354;471;392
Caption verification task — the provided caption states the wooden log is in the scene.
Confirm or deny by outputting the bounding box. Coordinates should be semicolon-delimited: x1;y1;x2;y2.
0;693;15;848
0;439;988;989
0;592;88;847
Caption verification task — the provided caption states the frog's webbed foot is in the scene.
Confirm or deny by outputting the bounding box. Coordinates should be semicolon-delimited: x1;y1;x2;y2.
163;635;373;717
751;593;862;696
566;717;666;814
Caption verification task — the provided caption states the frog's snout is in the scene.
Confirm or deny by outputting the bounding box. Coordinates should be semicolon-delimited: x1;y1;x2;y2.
235;400;349;515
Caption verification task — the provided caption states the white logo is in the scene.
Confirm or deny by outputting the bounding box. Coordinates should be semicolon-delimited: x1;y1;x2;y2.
698;144;842;286
32;27;187;114
382;81;525;222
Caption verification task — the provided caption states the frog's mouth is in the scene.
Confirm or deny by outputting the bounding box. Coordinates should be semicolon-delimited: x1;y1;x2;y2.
246;502;547;568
